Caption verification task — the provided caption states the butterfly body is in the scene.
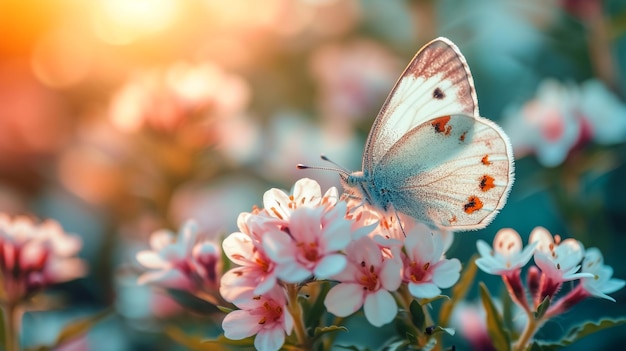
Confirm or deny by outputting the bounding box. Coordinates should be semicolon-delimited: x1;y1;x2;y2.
342;37;514;231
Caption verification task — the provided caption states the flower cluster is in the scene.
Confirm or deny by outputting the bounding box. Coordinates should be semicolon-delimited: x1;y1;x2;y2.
218;178;460;351
476;226;624;348
0;214;87;304
136;220;223;304
502;78;626;167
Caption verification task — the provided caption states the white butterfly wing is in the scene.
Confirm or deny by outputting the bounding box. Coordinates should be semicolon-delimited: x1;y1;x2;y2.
373;114;514;230
363;37;478;173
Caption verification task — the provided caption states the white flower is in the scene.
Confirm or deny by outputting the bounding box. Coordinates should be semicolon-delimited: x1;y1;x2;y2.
262;178;338;222
529;227;592;283
580;247;625;302
476;228;536;275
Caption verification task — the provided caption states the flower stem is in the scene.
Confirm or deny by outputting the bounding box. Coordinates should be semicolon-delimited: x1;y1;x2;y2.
513;314;542;351
3;302;22;351
286;284;311;351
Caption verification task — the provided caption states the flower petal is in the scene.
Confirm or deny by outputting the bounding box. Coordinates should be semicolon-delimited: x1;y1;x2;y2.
324;283;364;317
255;325;286;351
432;259;461;289
408;282;441;299
314;254;346;279
363;290;397;327
222;232;255;265
223;310;261;340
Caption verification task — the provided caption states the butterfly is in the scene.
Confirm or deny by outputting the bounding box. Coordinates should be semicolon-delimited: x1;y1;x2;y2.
336;37;514;231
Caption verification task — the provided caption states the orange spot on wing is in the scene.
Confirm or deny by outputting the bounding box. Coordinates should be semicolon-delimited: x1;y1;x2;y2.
459;131;467;142
479;175;495;191
464;196;483;214
481;155;491;165
448;215;457;224
431;116;452;136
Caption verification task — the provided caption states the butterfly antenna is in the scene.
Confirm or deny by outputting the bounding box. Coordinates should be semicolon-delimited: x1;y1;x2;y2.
320;154;351;174
394;209;407;237
296;155;350;176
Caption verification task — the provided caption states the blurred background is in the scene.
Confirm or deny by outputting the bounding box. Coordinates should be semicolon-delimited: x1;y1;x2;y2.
1;0;625;350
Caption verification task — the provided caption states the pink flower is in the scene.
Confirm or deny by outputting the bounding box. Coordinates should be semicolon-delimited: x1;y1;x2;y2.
324;236;402;326
0;214;86;302
136;220;222;296
402;226;461;299
222;286;294;351
262;202;353;283
220;215;279;303
476;228;537;276
310;39;399;124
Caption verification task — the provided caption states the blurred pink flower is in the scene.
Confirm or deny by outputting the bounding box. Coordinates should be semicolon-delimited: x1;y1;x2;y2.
222;285;294;351
502;79;580;167
310;39;399;125
502;78;626;167
136;220;222;299
402;226;461;299
0;214;86;302
262;201;352;282
324;236;402;327
578;79;626;145
450;299;526;351
109;61;250;148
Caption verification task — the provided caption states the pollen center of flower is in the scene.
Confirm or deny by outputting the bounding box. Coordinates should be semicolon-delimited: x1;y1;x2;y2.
409;261;430;283
359;264;379;291
259;300;283;325
298;242;319;262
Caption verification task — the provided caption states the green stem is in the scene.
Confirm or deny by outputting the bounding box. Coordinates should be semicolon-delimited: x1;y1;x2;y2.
3;302;22;351
286;284;311;351
513;313;543;351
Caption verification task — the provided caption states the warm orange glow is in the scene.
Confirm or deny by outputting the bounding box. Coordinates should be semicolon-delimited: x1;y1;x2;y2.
31;26;93;87
92;0;181;45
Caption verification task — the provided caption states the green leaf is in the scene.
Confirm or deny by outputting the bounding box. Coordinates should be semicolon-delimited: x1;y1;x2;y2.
216;305;234;314
479;282;511;351
409;300;426;330
419;295;450;306
533;295;550;320
439;255;478;327
304;281;331;329
534;317;626;349
313;325;348;338
53;308;112;347
165;288;220;315
425;326;455;336
167;327;251;350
